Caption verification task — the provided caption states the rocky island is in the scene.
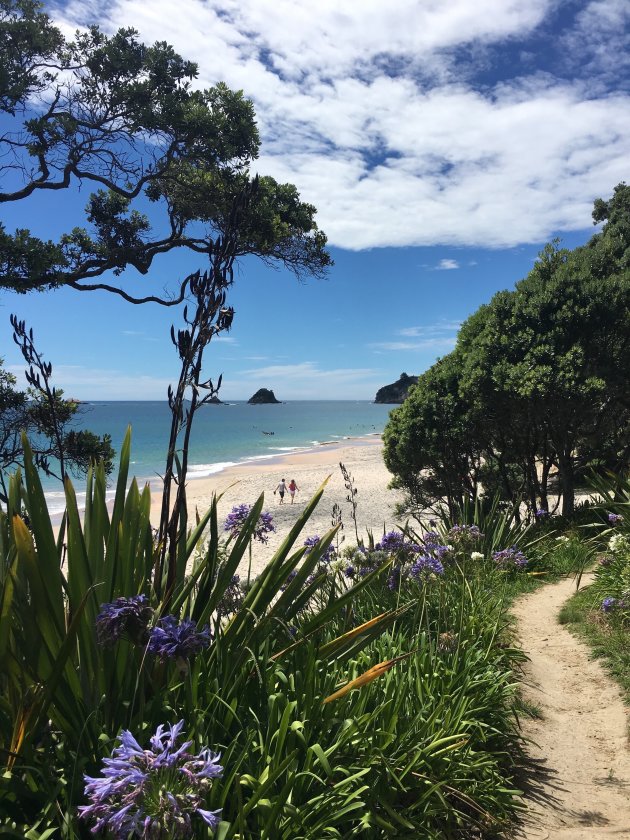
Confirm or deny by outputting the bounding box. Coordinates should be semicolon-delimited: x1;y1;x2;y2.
248;388;281;404
374;372;418;404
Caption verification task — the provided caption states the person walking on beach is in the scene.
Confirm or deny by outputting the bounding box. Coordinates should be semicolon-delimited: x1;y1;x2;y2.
288;478;300;504
274;478;287;504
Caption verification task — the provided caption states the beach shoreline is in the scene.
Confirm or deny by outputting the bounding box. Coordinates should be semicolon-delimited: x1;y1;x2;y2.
149;435;405;577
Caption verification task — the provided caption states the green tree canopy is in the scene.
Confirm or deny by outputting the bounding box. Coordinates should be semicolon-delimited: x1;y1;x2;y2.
385;183;630;519
0;0;331;304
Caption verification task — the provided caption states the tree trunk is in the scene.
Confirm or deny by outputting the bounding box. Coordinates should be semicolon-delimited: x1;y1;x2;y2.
558;453;575;517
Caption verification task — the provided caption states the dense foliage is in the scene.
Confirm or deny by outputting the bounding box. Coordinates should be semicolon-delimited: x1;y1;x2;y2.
0;0;331;304
384;184;630;518
0;434;549;838
0;349;113;505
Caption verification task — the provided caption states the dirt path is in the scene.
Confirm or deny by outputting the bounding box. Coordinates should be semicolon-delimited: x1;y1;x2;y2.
512;575;630;839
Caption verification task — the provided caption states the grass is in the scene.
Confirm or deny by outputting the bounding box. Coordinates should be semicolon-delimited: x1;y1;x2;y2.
559;587;630;705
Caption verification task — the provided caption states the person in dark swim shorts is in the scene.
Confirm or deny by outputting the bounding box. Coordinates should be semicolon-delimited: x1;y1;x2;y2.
274;478;287;504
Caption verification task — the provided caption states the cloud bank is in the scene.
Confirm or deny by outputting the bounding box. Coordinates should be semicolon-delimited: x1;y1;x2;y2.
57;0;630;250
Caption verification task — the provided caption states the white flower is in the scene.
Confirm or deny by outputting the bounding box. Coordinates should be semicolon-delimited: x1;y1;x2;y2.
555;535;570;544
471;552;484;560
608;534;629;554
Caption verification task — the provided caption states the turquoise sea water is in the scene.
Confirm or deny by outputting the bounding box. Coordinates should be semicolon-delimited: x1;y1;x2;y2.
38;400;394;515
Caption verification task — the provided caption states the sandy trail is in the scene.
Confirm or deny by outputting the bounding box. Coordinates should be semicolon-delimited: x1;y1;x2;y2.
513;575;630;838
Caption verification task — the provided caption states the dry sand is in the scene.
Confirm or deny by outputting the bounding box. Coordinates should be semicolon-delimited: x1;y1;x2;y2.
149;437;406;576
513;575;630;839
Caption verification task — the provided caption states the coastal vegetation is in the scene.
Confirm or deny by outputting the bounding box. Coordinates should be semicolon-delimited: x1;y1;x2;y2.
0;434;559;837
384;183;630;519
1;2;629;837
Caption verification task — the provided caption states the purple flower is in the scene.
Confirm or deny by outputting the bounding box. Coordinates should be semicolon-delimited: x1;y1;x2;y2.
224;504;275;543
303;535;336;563
344;565;355;579
608;513;623;525
216;575;243;617
96;595;153;646
148;617;211;661
446;524;484;547
535;508;549;519
79;721;222;837
410;554;445;579
387;566;402;591
492;546;528;570
601;596;617;613
280;569;298;591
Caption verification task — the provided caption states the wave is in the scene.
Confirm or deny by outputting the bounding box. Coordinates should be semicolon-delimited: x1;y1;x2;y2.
186;461;237;479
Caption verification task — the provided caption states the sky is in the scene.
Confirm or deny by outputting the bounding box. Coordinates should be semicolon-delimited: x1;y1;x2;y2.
1;0;629;400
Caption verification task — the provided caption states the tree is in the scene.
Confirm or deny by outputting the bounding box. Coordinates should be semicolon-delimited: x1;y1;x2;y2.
385;185;630;518
383;352;483;518
0;324;114;505
0;0;331;304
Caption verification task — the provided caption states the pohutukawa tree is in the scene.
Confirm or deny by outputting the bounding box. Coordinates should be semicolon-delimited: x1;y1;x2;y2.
0;1;332;586
385;183;630;520
0;0;330;305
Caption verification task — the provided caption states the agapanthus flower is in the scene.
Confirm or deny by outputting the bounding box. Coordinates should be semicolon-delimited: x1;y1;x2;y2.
216;575;243;617
376;531;421;556
535;508;549;519
422;532;453;563
148;617;211;661
79;720;222;838
437;631;458;653
471;551;485;561
387;566;402;591
601;596;617;613
410;554;445;579
446;524;484;550
344;565;356;579
492;546;528;570
597;554;614;567
224;504;275;543
608;513;623;525
96;595;153;646
280;569;298;591
303;535;336;563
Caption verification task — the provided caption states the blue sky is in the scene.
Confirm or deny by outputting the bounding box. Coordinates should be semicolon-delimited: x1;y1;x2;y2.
1;0;629;399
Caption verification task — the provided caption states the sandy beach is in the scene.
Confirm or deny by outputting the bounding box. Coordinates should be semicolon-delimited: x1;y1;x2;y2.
149;437;406;577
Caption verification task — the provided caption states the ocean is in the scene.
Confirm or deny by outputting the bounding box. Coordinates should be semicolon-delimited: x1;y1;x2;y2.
35;401;395;516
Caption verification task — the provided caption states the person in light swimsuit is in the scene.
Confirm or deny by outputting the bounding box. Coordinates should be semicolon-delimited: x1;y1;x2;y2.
288;478;300;503
274;478;287;504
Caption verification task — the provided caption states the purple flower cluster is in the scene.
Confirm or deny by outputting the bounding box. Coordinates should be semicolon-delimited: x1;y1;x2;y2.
535;508;549;519
217;575;243;617
148;617;211;661
601;595;628;614
608;513;624;525
96;595;153;646
79;721;222;837
492;546;528;570
422;531;453;563
446;524;484;552
303;535;336;563
410;554;445;579
224;504;275;543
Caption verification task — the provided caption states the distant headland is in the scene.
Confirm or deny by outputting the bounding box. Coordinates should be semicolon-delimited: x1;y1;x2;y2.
374;373;418;404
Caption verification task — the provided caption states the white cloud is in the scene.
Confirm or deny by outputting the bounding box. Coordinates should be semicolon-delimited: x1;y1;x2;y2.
371;319;460;353
224;361;383;399
9;364;174;400
371;338;457;352
54;1;630;250
435;259;460;270
398;320;462;338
